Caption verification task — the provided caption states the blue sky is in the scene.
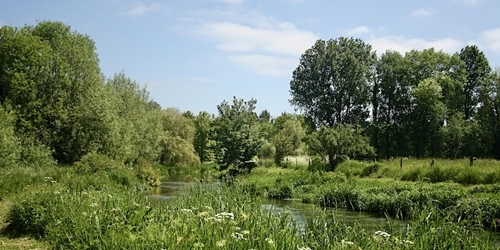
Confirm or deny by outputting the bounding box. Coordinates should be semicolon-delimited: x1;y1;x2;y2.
1;0;499;117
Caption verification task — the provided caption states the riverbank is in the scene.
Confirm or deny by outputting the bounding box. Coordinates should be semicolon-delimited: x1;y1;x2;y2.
0;157;498;249
234;159;500;229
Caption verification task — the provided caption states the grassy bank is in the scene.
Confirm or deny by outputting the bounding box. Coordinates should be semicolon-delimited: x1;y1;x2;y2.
236;159;500;229
0;156;498;249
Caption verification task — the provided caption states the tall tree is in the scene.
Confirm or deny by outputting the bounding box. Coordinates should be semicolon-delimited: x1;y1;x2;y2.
373;50;410;158
0;21;108;164
212;97;262;170
459;45;491;120
289;37;377;128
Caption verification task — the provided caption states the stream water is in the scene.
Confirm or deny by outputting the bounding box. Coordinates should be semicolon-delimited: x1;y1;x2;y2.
147;173;500;246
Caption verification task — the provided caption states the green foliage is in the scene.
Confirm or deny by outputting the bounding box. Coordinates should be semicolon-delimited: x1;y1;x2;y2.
102;72;163;163
0;21;110;164
290;37;377;127
193;111;215;162
307;125;375;171
258;140;275;159
212;97;263;170
0;106;21;168
272;117;306;165
134;158;161;187
159;108;200;166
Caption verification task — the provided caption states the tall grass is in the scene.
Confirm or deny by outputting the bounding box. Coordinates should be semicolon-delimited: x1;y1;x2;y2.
4;175;493;249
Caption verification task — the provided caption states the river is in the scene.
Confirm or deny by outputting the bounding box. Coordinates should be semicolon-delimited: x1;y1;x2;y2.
147;173;500;246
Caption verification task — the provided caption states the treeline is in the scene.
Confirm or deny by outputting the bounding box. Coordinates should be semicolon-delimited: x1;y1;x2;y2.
290;38;500;163
1;21;499;171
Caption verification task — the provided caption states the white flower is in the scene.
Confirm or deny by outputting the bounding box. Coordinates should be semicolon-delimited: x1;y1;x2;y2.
90;203;98;208
216;240;226;247
298;247;311;250
374;230;391;237
231;232;244;241
193;242;204;248
265;237;274;245
216;212;234;220
181;208;193;213
242;230;250;235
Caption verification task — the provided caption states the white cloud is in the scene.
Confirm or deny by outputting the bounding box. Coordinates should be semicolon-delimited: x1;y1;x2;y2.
198;21;317;57
183;10;317;76
412;8;436;17
345;26;371;36
368;36;462;55
227;54;298;76
478;28;500;54
125;3;166;17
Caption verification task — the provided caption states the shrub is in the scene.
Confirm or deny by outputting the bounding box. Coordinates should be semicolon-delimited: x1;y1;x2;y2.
134;158;161;187
360;163;382;177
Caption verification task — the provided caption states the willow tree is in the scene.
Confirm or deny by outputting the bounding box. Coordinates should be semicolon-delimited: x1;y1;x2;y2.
0;21;110;164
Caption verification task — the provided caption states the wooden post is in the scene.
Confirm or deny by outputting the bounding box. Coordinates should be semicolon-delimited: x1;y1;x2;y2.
469;156;473;166
430;158;434;167
400;157;403;169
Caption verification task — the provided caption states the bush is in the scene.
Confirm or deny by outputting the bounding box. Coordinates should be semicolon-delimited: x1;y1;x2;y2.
360;163;382;177
135;158;161;187
307;156;326;172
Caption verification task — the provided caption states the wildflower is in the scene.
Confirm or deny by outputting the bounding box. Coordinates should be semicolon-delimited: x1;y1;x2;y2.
197;211;209;217
374;230;391;237
233;226;241;231
205;217;222;222
111;208;121;212
81;191;89;195
176;236;183;244
133;202;140;207
54;191;61;195
231;232;244;241
90;203;98;208
265;237;274;245
181;208;193;213
298;247;311;250
241;230;250;235
216;212;234;220
193;242;204;248
216;240;226;247
205;206;213;210
241;212;249;220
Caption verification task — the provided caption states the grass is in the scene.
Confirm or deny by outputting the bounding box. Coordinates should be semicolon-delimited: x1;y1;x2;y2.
236;164;500;228
0;156;499;249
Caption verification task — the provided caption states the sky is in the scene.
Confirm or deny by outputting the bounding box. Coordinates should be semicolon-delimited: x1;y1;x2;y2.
1;0;499;117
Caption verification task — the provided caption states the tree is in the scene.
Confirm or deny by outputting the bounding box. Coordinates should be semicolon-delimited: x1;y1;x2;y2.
289;37;377;128
159;108;200;166
103;72;163;163
0;21;109;164
272;119;305;165
193;111;215;162
212;97;263;170
372;50;410;158
411;78;447;157
306;125;374;171
459;45;491;120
